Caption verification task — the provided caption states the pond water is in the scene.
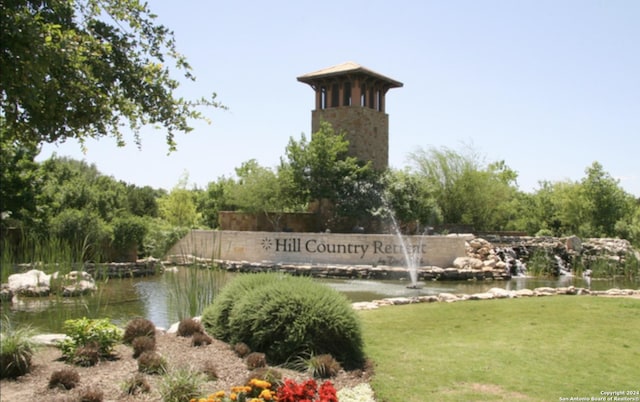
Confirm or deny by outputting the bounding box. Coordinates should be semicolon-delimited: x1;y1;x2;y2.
1;269;637;334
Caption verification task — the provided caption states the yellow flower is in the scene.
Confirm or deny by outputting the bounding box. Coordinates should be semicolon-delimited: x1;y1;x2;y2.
249;378;271;389
230;392;237;401
259;389;273;400
214;391;226;398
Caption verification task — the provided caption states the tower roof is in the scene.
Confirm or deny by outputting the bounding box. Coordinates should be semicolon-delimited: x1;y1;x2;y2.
297;62;403;88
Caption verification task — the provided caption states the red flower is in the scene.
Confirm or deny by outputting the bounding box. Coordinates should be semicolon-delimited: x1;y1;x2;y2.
275;379;338;402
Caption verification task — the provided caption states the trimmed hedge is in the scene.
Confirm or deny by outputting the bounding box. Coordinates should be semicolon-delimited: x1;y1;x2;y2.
201;273;365;369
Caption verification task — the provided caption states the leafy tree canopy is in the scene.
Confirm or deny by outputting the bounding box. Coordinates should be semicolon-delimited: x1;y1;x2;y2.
1;0;224;150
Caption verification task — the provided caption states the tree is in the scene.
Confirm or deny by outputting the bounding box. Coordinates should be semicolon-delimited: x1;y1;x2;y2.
1;0;223;150
408;146;519;231
158;173;199;227
283;122;378;230
0;120;41;228
581;162;634;237
224;160;301;230
382;169;441;233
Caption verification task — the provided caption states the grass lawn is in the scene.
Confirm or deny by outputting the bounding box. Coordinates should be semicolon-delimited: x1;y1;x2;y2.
359;296;640;401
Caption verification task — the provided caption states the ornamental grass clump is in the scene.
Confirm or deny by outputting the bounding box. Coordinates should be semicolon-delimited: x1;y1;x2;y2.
132;335;156;358
177;318;204;337
0;317;38;379
121;373;151;395
305;354;342;379
203;273;365;369
160;367;204;402
137;351;167;375
48;368;81;390
123;317;156;344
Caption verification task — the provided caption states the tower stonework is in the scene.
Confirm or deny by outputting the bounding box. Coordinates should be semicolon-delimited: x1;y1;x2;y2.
297;62;403;171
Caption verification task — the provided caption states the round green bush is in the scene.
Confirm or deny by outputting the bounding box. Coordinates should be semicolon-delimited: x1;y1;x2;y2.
202;273;365;369
201;273;282;340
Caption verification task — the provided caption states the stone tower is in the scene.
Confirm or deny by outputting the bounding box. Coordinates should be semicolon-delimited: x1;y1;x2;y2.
297;62;403;171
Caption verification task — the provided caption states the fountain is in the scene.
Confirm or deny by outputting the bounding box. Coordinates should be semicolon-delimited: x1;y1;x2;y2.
383;204;424;289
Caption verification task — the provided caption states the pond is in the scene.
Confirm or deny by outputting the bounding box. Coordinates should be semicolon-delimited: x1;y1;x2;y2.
1;268;637;334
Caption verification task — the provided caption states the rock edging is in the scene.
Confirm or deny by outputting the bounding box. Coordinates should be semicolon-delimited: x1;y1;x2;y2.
351;287;640;310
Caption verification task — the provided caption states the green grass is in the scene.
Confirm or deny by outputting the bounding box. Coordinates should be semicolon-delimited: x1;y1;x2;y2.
360;296;640;402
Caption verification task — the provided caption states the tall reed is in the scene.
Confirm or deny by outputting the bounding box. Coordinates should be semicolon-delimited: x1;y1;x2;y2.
164;266;230;320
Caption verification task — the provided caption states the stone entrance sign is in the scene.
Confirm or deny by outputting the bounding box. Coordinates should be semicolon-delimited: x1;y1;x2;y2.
168;230;466;268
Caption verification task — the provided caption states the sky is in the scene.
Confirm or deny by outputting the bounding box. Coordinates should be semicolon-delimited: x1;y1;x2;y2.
37;0;640;197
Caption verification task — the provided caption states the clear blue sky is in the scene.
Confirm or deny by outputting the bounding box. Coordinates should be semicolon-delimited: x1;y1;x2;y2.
38;0;640;196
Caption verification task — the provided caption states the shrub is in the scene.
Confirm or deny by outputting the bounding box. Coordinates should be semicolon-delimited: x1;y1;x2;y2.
59;317;122;364
246;352;267;369
191;332;212;347
132;336;156;358
79;386;104;402
0;317;37;379
177;318;203;337
159;368;204;402
138;351;167;375
233;342;251;357
123;317;156;344
205;274;365;369
121;373;151;395
49;368;81;390
306;354;342;379
201;273;283;340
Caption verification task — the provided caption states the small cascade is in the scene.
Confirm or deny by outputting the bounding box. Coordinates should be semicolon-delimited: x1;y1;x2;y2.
554;255;572;276
496;247;528;277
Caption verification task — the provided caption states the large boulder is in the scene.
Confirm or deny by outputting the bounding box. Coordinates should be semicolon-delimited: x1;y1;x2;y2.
60;271;97;297
8;269;52;297
453;256;484;270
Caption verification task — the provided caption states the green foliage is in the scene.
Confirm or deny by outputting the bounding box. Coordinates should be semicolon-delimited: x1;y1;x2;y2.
225;159;304;229
196;178;234;229
141;217;189;258
201;273;282;341
59;317;122;364
166;267;229;321
111;214;148;257
524;249;555;277
408;145;519;231
381;169;441;231
160;368;205;402
283;121;380;229
203;273;365;369
0;0;223;150
158;173;200;227
0;316;38;379
0;124;40;229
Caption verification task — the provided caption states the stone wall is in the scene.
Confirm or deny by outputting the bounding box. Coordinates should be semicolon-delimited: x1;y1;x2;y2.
167;230;466;268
